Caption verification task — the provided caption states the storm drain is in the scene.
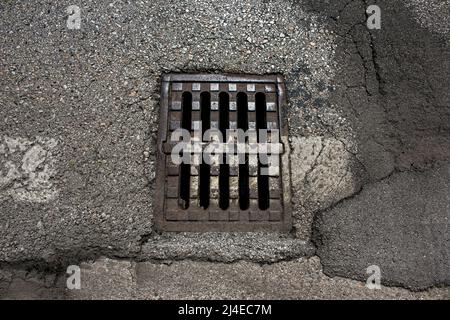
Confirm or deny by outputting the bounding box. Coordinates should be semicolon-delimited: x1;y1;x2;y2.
154;74;292;232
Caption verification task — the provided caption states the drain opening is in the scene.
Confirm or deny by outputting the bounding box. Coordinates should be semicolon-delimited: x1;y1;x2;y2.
256;92;269;210
156;74;292;232
237;92;249;210
199;91;210;209
179;91;192;209
219;92;230;210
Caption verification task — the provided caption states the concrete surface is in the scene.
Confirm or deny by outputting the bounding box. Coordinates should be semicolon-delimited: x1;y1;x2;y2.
0;0;449;298
1;0;344;263
2;257;448;299
0;267;65;299
314;163;450;290
140;233;315;262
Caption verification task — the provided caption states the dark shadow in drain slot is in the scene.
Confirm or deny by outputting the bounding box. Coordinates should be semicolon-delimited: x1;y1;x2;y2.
256;92;269;210
219;92;230;210
237;92;250;210
199;91;211;209
179;91;192;209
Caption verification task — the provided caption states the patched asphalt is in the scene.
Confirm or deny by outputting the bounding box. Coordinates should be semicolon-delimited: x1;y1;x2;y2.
0;0;449;297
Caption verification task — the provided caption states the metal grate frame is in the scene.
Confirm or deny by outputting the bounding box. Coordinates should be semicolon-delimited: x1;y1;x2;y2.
154;73;292;232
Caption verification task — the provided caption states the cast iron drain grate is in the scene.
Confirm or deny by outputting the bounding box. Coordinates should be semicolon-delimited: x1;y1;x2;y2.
155;74;291;232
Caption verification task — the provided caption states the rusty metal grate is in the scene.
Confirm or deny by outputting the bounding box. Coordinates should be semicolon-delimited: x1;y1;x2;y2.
154;74;292;232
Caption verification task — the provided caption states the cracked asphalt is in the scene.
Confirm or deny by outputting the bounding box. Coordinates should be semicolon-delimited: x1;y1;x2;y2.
0;0;449;299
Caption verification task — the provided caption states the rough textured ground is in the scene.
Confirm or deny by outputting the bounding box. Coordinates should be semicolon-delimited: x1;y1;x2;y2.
0;0;448;298
314;163;450;290
1;257;449;299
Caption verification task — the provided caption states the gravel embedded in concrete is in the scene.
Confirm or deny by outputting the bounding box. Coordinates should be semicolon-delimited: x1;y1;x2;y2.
0;0;448;298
